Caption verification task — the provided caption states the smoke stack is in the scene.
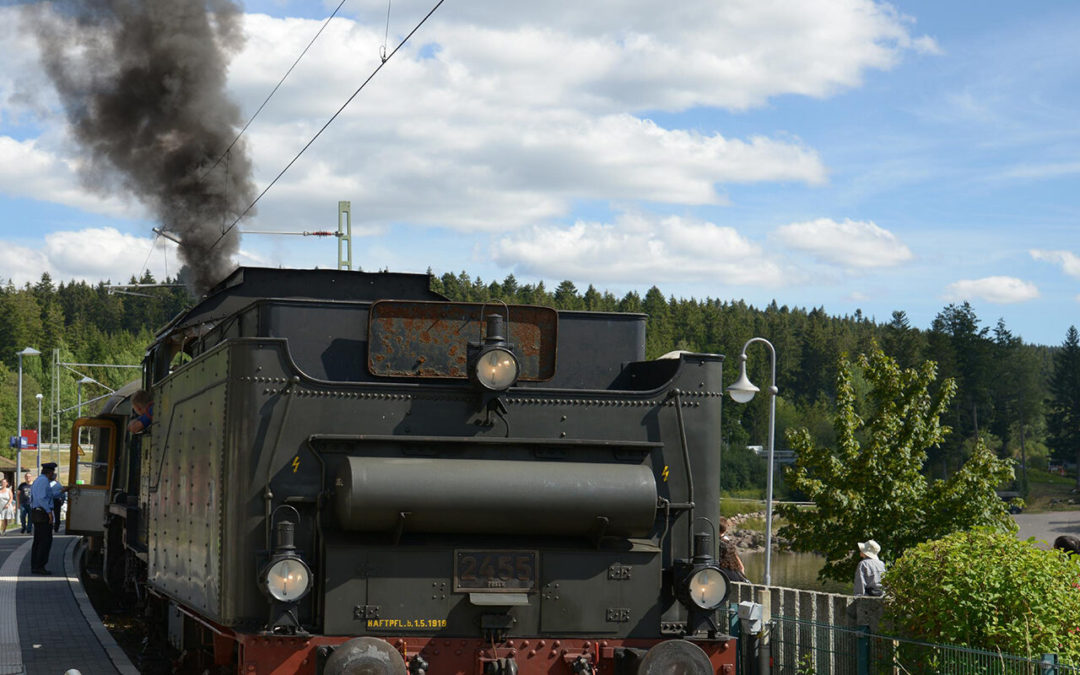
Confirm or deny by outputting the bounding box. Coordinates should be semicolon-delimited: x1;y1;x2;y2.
26;0;255;295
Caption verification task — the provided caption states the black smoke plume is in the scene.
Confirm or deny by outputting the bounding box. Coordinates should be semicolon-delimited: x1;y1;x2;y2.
26;0;255;295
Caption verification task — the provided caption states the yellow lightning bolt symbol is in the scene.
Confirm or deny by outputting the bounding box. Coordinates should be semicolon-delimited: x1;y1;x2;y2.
292;456;300;473
661;465;669;482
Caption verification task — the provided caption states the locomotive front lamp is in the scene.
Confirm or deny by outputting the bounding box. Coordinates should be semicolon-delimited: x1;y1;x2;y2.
474;348;519;390
468;313;520;392
261;520;312;603
675;532;729;613
686;567;729;611
264;557;312;602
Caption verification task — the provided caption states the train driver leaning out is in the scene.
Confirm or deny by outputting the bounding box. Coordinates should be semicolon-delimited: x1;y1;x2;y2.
128;389;154;434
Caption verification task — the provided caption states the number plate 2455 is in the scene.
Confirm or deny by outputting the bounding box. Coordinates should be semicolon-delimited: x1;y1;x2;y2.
453;550;537;593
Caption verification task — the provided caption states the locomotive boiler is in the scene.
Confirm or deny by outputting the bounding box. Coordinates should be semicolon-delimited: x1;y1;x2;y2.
67;266;736;674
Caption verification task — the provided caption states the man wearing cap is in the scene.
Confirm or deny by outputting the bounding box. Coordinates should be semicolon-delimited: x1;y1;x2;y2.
854;539;885;596
16;472;33;534
29;463;66;574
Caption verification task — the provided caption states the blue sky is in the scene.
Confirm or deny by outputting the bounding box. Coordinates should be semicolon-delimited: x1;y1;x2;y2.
0;0;1077;346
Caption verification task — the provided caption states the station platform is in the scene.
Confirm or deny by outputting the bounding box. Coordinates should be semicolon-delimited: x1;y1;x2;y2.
0;531;138;675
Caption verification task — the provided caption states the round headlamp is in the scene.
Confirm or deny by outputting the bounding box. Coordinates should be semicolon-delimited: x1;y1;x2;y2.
263;557;312;602
474;347;520;391
686;566;728;610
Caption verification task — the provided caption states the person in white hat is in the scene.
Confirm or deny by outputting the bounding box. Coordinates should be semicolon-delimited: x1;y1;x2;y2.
854;539;885;596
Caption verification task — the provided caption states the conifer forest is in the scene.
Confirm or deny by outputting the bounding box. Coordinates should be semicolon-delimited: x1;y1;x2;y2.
1;269;1077;496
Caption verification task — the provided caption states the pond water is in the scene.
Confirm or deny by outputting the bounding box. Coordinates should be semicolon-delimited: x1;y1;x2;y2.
739;550;850;594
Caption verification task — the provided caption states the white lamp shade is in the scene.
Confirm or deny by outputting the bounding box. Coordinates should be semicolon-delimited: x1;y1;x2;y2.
727;365;759;404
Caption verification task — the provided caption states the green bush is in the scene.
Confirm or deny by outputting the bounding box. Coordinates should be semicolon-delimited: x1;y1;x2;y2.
884;528;1080;664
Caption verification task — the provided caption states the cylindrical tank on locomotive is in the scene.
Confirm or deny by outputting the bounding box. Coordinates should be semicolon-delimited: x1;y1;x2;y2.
68;267;737;674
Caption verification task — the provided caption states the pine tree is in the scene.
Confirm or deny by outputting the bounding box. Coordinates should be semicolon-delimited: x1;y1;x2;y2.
1047;326;1080;488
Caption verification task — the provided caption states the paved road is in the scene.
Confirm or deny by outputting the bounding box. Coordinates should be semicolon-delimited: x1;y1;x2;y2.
1013;510;1080;547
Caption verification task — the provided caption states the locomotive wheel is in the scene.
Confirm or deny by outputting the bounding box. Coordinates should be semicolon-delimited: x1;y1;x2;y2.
636;639;713;674
323;637;408;675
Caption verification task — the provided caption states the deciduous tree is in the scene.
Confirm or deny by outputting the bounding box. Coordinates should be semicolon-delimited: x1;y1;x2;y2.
885;528;1080;664
777;345;1015;583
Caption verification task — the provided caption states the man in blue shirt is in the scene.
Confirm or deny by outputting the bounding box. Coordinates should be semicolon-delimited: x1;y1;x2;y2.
30;463;65;574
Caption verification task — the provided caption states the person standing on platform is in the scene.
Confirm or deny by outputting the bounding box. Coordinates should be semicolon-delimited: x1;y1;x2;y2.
50;471;66;533
717;517;749;582
0;478;14;534
30;463;65;574
17;472;33;534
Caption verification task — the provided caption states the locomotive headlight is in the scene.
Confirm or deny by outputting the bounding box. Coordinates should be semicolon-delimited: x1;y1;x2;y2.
474;347;519;391
263;557;312;602
468;313;520;393
686;566;728;610
261;518;313;607
674;532;730;616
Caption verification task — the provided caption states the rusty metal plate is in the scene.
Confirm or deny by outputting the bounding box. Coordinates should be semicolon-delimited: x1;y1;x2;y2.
368;301;557;381
453;549;538;593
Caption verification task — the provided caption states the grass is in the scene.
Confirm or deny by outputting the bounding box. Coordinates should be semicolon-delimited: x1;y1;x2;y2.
1026;467;1074;485
720;494;764;518
1020;468;1080;512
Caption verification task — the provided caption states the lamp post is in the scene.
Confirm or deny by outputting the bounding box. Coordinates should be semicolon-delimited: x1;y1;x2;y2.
16;347;41;482
726;337;777;587
75;376;97;469
77;376;97;416
35;393;43;471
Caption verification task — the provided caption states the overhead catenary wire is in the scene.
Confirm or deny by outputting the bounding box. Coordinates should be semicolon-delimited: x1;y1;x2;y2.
207;0;447;257
381;0;393;61
199;0;351;184
140;1;351;282
138;231;160;280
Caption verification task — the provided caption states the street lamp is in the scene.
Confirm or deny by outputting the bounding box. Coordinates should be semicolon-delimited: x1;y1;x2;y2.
726;337;777;587
16;347;41;482
77;376;96;416
35;393;43;472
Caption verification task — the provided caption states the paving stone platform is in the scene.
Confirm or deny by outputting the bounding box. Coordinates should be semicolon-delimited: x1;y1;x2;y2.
0;531;138;675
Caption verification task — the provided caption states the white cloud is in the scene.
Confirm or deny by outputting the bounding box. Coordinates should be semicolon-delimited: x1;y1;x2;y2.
0;227;182;286
492;211;786;286
395;0;933;111
1001;162;1080;181
1030;249;1080;278
0;136;137;217
773;218;912;268
211;3;925;233
219;10;839;233
943;277;1039;304
0;243;50;286
0;1;934;278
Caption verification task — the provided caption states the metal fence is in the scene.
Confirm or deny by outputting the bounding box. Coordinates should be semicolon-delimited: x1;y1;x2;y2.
768;615;1080;675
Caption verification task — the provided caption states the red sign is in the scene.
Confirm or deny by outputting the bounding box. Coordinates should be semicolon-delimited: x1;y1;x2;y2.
20;429;38;449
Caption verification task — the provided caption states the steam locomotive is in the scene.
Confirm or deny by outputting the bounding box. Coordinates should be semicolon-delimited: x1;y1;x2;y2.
68;267;736;674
